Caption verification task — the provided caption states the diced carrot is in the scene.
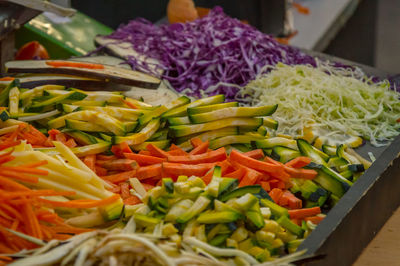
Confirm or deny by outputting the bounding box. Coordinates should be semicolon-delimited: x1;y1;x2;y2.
55;133;67;144
146;144;170;158
224;167;245;180
277;180;286;189
190;137;203;148
83;155;96;172
288;196;302;209
304;215;324;224
102;170;136;183
278;190;293;206
260;181;271;192
95;166;107;176
285;156;312;168
120;182;130;199
243;149;264;160
239;168;261;187
45;61;104;69
167;147;226;164
102;159;138;171
65;138;77;148
189;140;209;155
269;188;283;203
124;196;142;205
0;169;39;183
284;166;318;179
288;207;321;219
124;153;166;166
139;150;151;155
136;164;162;180
230;150;290;182
162;162;216;179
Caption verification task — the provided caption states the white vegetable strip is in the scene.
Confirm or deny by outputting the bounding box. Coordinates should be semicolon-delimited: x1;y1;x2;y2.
53;141;112;189
18;110;60;122
184;237;258;264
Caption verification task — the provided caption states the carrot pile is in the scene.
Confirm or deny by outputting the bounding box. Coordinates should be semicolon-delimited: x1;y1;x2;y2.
90;138;318;209
0;123;77;148
0;145;120;263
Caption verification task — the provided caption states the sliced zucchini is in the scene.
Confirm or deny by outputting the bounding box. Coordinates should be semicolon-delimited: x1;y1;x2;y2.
77;106;144;121
72;100;106;106
277;216;304;237
262;117;278;130
59;104;79;113
189;105;278;124
123;97;153;109
176;196;211;223
0;109;10;121
219;185;262;202
197;211;240;224
27;91;87;112
314;166;352;197
0;79;19;106
170;117;263;137
8;87;20;116
165;95;191;109
113;118;160;145
176;126;239;145
64;129;104;145
209;135;264;149
271;146;301;163
257;126;269;136
36;142;110;157
124;121;138;132
16;110;60;122
322;144;337;156
148;128;169;141
48;110;126;135
167;116;191;125
187;102;238;115
297;139;327;165
162;94;225;118
138;105;168;125
260;199;289;218
131;140;171;151
65;119;109;132
99;133;112;142
254;137;297;150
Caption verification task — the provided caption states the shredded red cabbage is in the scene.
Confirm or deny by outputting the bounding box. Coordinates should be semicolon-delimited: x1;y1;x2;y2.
105;7;316;100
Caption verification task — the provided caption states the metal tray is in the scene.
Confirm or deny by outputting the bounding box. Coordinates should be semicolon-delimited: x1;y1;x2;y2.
296;51;400;266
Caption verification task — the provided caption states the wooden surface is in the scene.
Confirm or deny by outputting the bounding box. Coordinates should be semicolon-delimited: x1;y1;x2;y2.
354;206;400;266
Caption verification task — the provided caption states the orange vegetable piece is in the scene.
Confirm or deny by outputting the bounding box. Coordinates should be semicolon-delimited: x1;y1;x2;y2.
45;61;104;69
167;0;199;24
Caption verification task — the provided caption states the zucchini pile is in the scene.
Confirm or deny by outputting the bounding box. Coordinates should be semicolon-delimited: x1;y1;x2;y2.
126;168;316;263
257;138;370;207
1;79;280;155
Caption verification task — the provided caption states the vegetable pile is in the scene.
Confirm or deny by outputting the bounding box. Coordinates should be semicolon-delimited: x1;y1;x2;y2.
242;62;400;147
101;7;316;100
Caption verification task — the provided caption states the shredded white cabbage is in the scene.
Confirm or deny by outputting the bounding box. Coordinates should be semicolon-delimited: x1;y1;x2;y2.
242;61;400;146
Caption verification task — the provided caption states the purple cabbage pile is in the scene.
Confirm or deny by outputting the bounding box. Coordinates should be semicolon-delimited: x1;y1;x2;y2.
105;7;316;100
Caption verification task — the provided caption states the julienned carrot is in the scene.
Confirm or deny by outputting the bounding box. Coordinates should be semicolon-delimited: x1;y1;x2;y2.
38;194;120;208
111;142;133;158
189;140;209;155
163;162;216;178
1;190;76;199
288;207;321;219
45;61;105;69
136;164;162;180
243;149;264;160
97;155;116;161
124;153;166;166
167;147;227;164
139;150;152;155
20;160;48;168
230;150;289;182
304;215;324;224
147;144;170;158
190;137;203;148
0;170;39;183
0;155;15;165
0;166;48;175
102;170;136;183
285;156;312;168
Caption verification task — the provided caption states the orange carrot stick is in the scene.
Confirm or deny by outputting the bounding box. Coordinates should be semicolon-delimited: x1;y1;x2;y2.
243;149;264;160
0;170;38;183
288;207;321;219
190;137;203;148
136;164;162;180
304;215;324;224
162;162;216;178
0;166;48;175
38;194;120;208
285;156;312;168
102;170;136;183
189;140;209;155
124;153;166;166
146;144;170;158
167;147;227;164
45;61;104;69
